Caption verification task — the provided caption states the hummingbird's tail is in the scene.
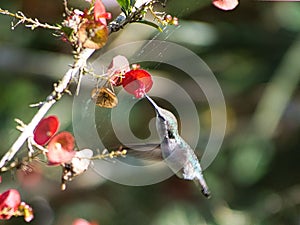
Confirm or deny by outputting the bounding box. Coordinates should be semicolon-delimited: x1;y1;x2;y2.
194;175;211;198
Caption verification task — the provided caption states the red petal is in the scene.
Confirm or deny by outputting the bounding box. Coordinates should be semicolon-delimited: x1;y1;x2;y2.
94;0;112;25
72;218;98;225
122;69;153;98
34;116;59;145
0;189;21;220
212;0;239;10
46;132;76;165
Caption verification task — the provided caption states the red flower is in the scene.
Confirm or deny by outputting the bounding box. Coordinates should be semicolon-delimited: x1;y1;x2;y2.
94;0;112;25
46;131;76;165
122;69;153;98
0;189;34;222
77;0;111;49
212;0;239;10
0;189;21;220
72;218;98;225
33;115;59;145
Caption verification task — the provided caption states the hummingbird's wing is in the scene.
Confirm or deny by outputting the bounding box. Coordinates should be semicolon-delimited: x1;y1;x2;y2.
120;143;163;161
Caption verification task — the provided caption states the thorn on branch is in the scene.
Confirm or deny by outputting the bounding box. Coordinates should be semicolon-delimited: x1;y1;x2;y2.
15;119;27;132
29;102;45;108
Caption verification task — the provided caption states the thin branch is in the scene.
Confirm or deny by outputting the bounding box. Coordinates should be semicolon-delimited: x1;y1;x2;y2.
0;0;165;169
0;148;43;172
91;149;127;160
0;48;95;168
108;1;159;33
0;8;61;30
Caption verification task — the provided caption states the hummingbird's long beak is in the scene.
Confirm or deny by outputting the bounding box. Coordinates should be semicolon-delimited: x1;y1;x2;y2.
144;94;164;118
145;94;158;109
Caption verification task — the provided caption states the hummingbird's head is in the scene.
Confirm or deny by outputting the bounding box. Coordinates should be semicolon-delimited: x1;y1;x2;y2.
145;95;179;137
155;107;178;132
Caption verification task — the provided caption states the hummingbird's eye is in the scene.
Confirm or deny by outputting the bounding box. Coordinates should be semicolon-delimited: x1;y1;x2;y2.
167;130;175;139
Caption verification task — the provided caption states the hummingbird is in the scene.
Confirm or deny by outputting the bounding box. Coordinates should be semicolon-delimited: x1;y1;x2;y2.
145;95;211;198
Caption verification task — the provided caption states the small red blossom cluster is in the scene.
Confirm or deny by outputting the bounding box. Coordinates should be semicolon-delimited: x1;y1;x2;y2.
0;189;33;222
63;0;112;49
33;116;93;190
33;115;76;165
122;68;153;98
108;56;153;99
163;14;179;26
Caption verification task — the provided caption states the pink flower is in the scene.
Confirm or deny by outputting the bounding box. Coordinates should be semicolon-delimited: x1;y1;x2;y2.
72;218;98;225
46;131;76;165
108;55;130;86
0;189;21;220
77;0;111;49
0;189;34;222
122;69;153;98
94;0;112;25
212;0;239;11
33;115;59;145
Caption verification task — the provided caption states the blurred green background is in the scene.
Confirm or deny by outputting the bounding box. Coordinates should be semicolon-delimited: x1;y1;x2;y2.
1;0;300;224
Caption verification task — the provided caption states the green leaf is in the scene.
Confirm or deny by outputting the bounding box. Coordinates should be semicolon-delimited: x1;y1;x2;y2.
117;0;137;15
130;0;137;6
60;26;73;37
116;0;131;14
135;20;163;32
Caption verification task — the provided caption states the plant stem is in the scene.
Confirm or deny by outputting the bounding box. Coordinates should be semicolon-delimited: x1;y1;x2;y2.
0;48;95;168
0;0;160;168
0;8;61;30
